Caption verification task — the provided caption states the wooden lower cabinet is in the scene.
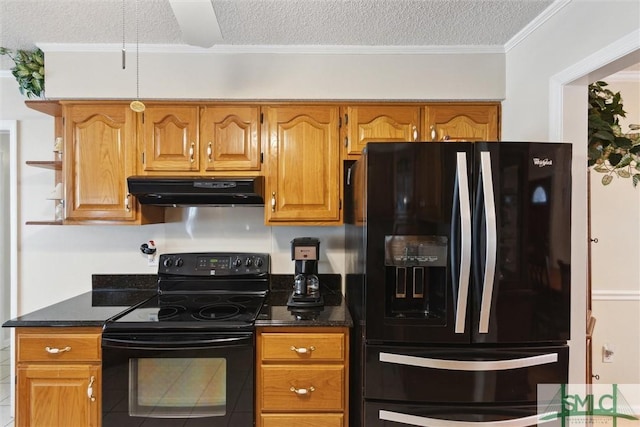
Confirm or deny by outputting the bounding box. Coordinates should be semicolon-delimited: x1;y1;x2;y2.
16;327;101;427
256;327;349;427
261;413;344;427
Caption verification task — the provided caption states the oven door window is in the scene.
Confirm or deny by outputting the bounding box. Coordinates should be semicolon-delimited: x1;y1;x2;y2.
130;357;226;418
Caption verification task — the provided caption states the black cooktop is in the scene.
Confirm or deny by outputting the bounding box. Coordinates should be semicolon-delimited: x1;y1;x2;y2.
104;252;270;332
113;293;265;326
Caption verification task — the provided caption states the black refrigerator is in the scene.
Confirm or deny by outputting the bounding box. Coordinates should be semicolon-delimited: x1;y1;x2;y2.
345;142;572;426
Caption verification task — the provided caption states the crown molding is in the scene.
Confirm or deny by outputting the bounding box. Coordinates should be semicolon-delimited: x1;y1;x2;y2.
35;42;505;55
504;0;572;53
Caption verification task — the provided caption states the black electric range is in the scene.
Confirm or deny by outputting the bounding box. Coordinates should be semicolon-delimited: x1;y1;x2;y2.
103;252;270;333
101;252;269;426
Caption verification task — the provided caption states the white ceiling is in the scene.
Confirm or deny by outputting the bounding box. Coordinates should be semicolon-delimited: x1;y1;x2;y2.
2;1;637;76
1;0;556;52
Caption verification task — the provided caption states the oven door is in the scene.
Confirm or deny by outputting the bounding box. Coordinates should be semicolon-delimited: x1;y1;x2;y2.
102;331;254;427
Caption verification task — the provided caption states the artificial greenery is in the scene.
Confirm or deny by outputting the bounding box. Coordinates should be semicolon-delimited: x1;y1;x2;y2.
0;47;45;98
588;80;640;187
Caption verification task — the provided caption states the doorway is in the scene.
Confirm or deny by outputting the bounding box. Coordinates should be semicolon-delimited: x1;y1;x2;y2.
550;30;640;384
0;120;17;420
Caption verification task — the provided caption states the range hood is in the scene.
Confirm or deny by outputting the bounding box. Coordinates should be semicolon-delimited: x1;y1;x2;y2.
127;176;264;207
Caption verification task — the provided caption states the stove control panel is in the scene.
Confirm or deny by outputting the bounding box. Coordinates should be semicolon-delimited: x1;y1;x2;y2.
158;252;270;276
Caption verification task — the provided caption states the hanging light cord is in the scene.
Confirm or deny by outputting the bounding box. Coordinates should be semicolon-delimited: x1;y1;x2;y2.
129;0;145;112
122;0;126;69
135;0;140;99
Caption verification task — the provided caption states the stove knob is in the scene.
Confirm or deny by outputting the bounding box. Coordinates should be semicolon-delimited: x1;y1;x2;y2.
254;257;263;268
245;258;253;267
175;258;184;268
233;257;242;268
163;258;174;268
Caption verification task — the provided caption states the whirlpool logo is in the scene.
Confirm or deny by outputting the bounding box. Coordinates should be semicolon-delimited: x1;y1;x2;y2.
533;157;553;167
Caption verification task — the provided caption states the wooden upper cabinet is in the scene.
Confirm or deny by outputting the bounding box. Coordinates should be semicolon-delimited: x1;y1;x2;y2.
63;103;139;222
200;105;261;171
343;105;421;158
140;105;200;172
264;106;341;224
424;103;500;142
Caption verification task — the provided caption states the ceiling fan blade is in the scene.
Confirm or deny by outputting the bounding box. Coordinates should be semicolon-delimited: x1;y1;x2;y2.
168;0;223;48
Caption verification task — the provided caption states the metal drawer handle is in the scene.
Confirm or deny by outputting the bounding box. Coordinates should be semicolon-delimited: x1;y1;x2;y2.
87;375;96;402
290;345;315;354
45;346;71;354
290;386;315;395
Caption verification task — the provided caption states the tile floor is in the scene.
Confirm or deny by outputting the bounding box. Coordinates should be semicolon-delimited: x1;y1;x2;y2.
0;346;13;427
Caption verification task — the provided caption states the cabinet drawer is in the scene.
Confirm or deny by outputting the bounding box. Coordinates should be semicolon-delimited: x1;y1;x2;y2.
262;413;344;427
260;365;344;411
17;331;101;362
261;332;345;361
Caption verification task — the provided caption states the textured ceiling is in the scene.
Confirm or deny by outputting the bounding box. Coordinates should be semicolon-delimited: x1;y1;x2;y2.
1;0;555;50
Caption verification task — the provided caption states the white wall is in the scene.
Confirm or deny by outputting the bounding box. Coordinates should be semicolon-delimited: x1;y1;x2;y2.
504;0;640;385
43;48;505;101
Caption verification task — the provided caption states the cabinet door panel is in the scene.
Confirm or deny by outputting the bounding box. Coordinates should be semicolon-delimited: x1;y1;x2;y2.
345;105;420;156
18;364;100;427
64;104;137;221
201;106;261;171
265;106;340;223
141;105;199;171
424;103;499;142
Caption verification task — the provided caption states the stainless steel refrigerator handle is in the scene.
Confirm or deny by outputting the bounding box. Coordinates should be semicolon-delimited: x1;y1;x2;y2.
379;410;558;427
478;151;497;334
379;351;558;371
455;152;472;334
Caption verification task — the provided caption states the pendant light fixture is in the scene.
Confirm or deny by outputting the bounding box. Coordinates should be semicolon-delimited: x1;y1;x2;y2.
129;0;145;112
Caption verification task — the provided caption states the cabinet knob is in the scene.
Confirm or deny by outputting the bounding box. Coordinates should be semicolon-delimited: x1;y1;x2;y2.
189;142;195;163
207;142;213;162
290;345;316;354
290;386;315;395
45;346;71;354
430;125;437;141
125;194;131;212
271;192;276;213
412;125;418;141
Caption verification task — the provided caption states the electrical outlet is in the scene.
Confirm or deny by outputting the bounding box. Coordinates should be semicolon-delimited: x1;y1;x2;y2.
147;255;158;267
602;344;615;363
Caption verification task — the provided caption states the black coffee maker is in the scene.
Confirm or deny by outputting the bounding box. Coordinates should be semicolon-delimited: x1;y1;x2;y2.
287;237;324;308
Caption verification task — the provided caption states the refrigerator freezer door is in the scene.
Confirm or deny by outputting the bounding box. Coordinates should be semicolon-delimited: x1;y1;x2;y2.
364;344;569;404
366;403;554;427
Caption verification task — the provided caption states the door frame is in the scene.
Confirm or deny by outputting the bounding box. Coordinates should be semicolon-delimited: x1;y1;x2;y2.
548;29;640;384
0;119;18;416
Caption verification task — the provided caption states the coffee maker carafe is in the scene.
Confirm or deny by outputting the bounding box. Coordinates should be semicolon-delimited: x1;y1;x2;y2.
287;237;324;307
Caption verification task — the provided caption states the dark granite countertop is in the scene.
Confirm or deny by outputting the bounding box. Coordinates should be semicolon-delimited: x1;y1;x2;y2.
257;274;353;328
3;274;352;329
2;275;157;328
